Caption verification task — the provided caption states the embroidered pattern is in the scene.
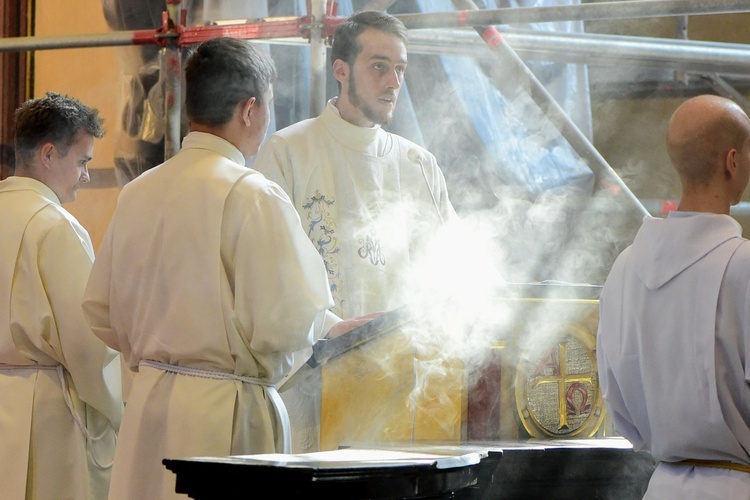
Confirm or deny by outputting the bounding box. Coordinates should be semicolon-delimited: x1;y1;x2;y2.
358;234;386;266
302;190;388;315
303;191;341;300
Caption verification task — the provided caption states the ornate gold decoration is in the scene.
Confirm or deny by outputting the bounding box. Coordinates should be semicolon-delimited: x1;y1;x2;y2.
515;323;605;438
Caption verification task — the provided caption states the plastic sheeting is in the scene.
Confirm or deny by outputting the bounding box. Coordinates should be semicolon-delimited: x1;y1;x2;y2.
266;0;595;210
107;1;595;200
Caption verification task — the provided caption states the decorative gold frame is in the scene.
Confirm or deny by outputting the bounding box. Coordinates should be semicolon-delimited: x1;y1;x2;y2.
514;321;606;438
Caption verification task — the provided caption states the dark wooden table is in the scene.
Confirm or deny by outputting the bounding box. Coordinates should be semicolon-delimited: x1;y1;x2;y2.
163;438;655;499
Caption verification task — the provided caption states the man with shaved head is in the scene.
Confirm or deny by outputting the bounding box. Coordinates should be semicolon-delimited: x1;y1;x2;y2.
597;95;750;499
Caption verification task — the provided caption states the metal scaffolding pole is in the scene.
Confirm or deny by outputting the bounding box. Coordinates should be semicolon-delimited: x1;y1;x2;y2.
0;1;747;53
5;24;750;79
309;0;328;118
643;199;750;218
0;31;162;52
397;0;750;29
407;28;750;77
701;74;750;115
452;0;650;218
163;2;184;160
358;0;399;13
2;1;747;52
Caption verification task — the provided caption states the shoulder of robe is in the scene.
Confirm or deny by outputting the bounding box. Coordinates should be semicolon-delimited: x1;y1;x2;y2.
725;238;750;275
27;202;82;236
393;134;434;159
233;170;288;199
268;117;322;146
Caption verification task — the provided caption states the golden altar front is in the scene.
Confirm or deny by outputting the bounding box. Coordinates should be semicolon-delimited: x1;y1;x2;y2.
317;283;608;450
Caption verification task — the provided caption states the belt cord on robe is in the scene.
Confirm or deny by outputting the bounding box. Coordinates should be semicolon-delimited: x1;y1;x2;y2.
0;364;116;469
139;359;291;454
676;459;750;474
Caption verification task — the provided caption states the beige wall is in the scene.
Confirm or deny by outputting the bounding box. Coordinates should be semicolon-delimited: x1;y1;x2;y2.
34;0;123;251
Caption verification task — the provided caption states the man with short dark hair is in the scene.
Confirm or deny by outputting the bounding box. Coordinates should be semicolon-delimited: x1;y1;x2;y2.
256;9;455;321
255;9;456;454
0;91;123;499
83;38;335;499
597;94;750;499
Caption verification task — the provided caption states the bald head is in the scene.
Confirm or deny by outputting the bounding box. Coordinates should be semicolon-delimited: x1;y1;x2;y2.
667;95;750;187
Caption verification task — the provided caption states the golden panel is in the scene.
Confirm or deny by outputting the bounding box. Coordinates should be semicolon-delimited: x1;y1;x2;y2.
320;328;465;451
515;322;606;438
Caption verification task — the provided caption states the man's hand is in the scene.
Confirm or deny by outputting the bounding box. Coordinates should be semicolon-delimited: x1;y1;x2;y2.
326;311;385;339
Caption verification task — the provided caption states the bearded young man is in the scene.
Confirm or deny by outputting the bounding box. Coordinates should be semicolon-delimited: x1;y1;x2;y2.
254;9;456;455
255;10;455;323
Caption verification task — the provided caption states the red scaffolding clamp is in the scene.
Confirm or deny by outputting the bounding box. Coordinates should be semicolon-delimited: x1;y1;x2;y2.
131;10;183;47
130;2;348;49
302;0;344;44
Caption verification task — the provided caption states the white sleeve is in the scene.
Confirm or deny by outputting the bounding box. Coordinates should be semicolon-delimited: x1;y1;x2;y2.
235;178;333;354
41;220;123;429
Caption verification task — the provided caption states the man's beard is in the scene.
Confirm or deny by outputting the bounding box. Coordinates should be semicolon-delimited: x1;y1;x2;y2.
348;73;394;126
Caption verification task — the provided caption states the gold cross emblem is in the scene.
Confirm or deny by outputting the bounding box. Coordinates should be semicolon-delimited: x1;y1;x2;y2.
531;340;594;431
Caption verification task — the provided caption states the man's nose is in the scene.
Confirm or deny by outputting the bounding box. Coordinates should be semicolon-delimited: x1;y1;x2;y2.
80;166;90;184
387;69;403;89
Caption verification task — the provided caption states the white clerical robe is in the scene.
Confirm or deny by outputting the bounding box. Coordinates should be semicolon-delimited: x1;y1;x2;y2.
0;176;123;500
597;213;750;499
255;99;456;319
83;132;334;500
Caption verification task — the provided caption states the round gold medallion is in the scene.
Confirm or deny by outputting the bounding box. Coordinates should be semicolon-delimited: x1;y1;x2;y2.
515;323;606;438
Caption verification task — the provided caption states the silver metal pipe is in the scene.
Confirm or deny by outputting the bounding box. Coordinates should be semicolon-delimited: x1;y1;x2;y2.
309;0;327;118
673;16;689;85
164;2;183;160
407;28;750;77
397;0;750;29
2;12;749;80
642;199;750;218
701;74;750;115
163;45;182;160
0;31;159;52
358;0;399;12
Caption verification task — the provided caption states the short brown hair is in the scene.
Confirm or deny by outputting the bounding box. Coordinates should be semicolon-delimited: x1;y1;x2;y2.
331;10;408;67
14;92;104;167
184;37;277;127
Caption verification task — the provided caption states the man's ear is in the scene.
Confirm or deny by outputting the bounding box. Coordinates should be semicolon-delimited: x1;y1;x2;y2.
39;143;54;169
241;97;256;126
332;59;348;86
726;148;739;180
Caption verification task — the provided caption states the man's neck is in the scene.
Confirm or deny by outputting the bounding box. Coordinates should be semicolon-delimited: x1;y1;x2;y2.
677;194;731;215
13;165;43;183
333;97;375;128
189;123;245;155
